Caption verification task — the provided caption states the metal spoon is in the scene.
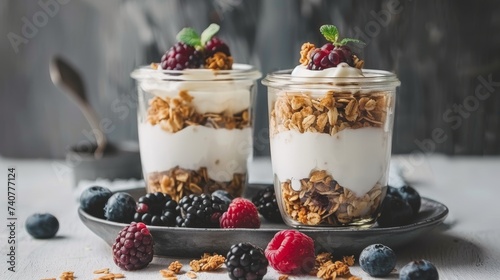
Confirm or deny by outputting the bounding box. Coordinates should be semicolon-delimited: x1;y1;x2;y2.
49;56;107;159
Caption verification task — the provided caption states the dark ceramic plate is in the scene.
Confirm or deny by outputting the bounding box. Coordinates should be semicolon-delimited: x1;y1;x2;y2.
78;187;448;257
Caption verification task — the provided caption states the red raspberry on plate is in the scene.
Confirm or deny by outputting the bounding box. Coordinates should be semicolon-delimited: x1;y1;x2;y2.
265;229;315;274
161;42;203;70
220;198;260;228
112;222;154;271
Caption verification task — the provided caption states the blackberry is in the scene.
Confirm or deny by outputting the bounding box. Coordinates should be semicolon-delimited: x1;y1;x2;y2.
308;49;335;70
133;192;179;226
176;194;229;228
112;222;153;271
252;185;283;223
25;213;59;239
226;243;268;280
204;36;231;58
161;42;203;70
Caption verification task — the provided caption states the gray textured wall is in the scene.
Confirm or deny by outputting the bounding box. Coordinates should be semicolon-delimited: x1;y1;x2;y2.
1;0;499;159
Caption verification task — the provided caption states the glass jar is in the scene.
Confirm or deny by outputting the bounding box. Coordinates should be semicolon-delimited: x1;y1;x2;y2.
262;69;400;227
131;64;261;201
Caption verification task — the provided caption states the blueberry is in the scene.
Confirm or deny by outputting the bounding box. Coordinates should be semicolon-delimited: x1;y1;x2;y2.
400;259;439;280
211;190;234;205
25;213;59;239
398;185;421;215
377;194;414;227
80;186;112;218
387;186;401;197
359;244;396;277
104;192;136;223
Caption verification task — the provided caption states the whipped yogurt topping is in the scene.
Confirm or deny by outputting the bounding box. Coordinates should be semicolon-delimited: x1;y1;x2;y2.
291;63;364;78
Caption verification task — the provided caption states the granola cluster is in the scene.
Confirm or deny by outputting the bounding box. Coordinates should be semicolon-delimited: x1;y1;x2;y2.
270;91;389;136
280;170;384;226
147;91;250;133
147;167;245;201
313;253;361;280
189;253;226;272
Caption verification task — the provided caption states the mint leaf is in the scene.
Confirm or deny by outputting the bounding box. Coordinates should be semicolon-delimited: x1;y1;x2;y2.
176;27;201;47
201;23;220;45
339;38;366;46
320;25;339;43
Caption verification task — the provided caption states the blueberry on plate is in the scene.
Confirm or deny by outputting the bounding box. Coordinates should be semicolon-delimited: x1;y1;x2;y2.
211;190;234;205
359;244;396;277
387;185;401;197
377;194;414;227
104;192;136;223
25;213;59;239
399;259;439;280
80;186;112;218
398;185;421;215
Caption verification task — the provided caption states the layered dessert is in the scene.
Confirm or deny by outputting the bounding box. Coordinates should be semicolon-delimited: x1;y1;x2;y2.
264;25;400;226
132;24;261;201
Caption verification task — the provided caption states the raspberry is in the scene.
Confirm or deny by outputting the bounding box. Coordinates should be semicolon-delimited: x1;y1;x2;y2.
161;42;203;70
204;36;231;58
252;185;283;223
112;222;154;271
133;192;179;226
220;198;260;229
226;243;268;280
265;230;315;274
176;194;229;228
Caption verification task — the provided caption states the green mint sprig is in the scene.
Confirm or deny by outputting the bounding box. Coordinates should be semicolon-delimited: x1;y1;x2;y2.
319;24;365;46
176;23;220;48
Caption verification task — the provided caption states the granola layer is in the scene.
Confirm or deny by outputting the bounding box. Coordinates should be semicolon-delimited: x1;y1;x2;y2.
279;170;384;226
147;91;250;133
147;167;245;201
270;91;389;136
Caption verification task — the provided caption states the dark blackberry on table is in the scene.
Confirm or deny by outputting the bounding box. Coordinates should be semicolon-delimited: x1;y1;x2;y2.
252;185;283;223
133;192;179;226
176;194;229;228
112;222;153;271
226;243;268;280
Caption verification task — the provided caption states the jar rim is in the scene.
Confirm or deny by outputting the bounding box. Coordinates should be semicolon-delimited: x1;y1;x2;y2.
262;68;401;89
131;63;262;81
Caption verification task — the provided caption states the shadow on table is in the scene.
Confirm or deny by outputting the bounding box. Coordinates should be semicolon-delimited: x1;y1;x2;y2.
394;224;484;268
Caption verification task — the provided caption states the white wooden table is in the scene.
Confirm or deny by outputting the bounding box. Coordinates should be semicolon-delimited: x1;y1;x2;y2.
1;155;500;280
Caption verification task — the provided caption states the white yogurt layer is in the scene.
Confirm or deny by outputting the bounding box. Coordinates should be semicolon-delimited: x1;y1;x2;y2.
270;127;389;196
291;63;364;78
140;73;252;114
139;123;252;182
